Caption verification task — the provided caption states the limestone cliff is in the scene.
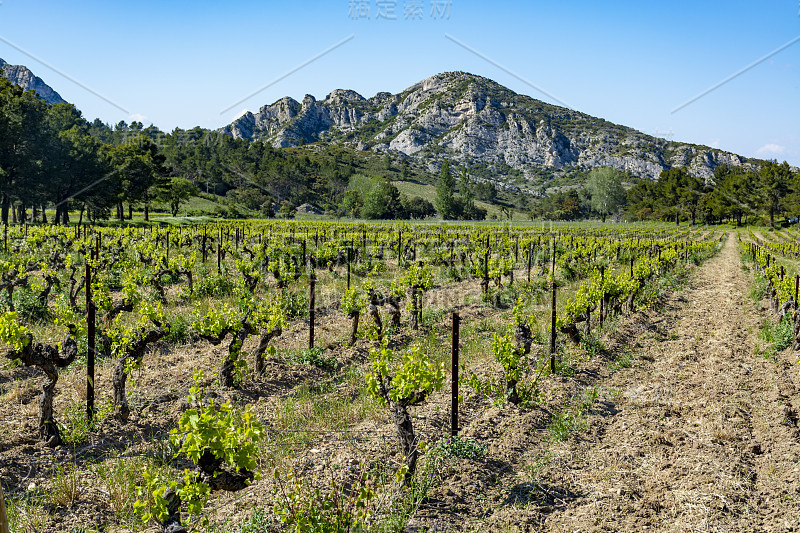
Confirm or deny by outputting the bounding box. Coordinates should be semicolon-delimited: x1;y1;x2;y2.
221;71;755;183
0;58;66;105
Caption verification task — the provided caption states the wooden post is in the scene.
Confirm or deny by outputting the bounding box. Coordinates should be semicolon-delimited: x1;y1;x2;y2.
309;273;316;349
527;243;532;283
217;229;222;274
0;480;8;533
86;259;95;424
599;265;605;330
550;241;557;374
483;247;489;294
346;246;351;290
451;312;460;437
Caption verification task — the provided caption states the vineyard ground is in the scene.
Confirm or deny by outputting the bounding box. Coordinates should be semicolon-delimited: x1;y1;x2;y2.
510;233;800;532
2;231;799;532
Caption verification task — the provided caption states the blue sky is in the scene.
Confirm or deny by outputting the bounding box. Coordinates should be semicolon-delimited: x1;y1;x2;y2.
0;0;798;165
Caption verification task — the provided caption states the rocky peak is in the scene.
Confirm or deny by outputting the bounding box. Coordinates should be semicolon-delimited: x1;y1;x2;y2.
325;89;366;105
220;71;758;183
0;58;66;105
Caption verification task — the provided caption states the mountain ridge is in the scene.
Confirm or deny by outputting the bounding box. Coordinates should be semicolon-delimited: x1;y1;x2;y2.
220;71;754;183
0;58;66;105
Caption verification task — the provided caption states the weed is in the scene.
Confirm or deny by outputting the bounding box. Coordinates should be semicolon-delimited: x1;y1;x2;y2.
50;461;80;507
206;508;272;533
552;352;575;377
610;351;634;370
93;457;144;521
546;386;599;442
237;508;272;532
151;434;181;466
165;311;194;344
268;381;382;469
547;408;583;442
420;308;447;330
749;273;769;302
578;385;601;412
57;397;114;445
282;346;337;368
281;289;310;319
759;317;793;360
384;453;448;531
272;463;376;532
525;451;553;479
483;286;519;309
193;274;236;298
1;356;20;370
11;286;51;322
429;436;487;460
603;387;621;401
6;497;49;532
579;333;605;357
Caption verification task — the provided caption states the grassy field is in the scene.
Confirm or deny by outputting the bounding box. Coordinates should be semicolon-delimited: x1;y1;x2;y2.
391;179;525;220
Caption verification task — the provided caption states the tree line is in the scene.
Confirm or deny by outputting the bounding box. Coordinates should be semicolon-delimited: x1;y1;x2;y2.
0;78;204;224
530;162;800;226
3;79;797;225
0;80;407;223
0;80;487;224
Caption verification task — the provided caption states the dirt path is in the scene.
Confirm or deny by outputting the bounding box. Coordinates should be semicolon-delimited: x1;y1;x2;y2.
538;233;800;531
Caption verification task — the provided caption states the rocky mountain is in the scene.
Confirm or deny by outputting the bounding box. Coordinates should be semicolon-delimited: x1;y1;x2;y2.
0;58;66;105
221;71;754;184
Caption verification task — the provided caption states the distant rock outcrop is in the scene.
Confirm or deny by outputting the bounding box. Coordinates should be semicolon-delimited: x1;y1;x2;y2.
221;71;756;183
0;58;66;105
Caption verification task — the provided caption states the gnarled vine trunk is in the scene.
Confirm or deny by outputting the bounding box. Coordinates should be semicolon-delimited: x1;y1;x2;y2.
367;290;383;338
6;329;80;446
386;295;401;328
409;285;422;330
252;327;282;375
112;326;169;421
218;323;256;387
389;400;418;486
560;323;582;344
348;310;359;347
507;323;533;405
